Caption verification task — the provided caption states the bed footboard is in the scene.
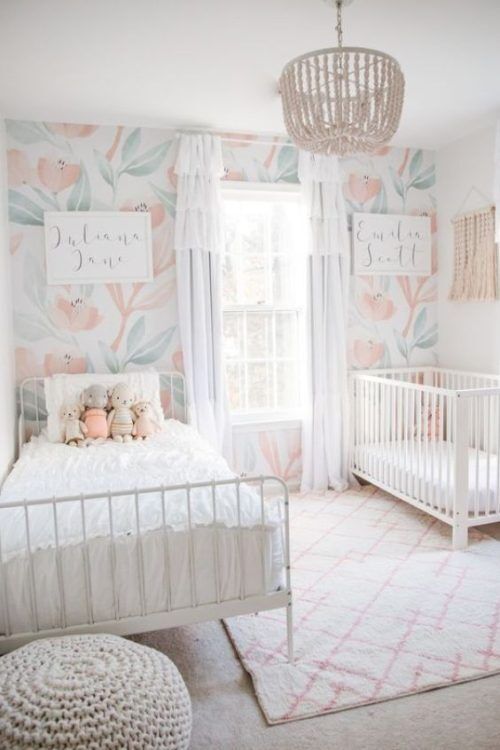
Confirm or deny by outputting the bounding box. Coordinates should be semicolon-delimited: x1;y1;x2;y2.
0;476;293;659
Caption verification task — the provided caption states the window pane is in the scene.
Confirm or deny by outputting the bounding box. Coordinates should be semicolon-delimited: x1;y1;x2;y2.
240;254;267;305
222;254;238;305
246;312;272;359
223;312;244;359
241;209;266;254
275;312;297;358
247;363;270;410
276;361;298;410
226;363;244;411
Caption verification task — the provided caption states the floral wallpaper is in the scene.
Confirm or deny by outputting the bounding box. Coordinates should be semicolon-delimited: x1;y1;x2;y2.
5;120;437;484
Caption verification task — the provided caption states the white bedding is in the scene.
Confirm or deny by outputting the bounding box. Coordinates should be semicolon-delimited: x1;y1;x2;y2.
353;440;500;514
0;421;285;635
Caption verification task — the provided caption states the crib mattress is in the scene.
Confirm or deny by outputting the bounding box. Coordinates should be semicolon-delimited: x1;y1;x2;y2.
353;440;500;515
0;422;285;635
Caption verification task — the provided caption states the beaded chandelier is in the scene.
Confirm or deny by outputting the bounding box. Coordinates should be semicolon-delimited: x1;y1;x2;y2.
279;0;405;156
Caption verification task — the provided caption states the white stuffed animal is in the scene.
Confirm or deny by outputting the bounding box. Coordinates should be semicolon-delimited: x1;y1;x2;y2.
132;401;162;440
107;382;136;443
61;404;87;447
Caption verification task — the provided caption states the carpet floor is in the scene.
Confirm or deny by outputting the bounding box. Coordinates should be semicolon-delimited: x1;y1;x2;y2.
225;486;500;723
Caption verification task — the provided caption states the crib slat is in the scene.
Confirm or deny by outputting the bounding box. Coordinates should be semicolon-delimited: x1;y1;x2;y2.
260;478;266;595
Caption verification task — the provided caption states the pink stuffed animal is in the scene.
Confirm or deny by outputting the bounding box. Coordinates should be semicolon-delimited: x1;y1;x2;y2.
132;401;162;440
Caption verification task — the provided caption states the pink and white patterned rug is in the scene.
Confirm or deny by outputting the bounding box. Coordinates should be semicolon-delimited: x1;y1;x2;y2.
224;486;500;724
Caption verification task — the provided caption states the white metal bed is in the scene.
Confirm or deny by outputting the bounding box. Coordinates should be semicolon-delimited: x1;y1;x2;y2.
350;367;500;550
0;373;293;657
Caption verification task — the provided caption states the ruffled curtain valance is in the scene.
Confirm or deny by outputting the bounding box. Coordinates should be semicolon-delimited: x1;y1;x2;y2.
174;133;224;254
298;151;349;257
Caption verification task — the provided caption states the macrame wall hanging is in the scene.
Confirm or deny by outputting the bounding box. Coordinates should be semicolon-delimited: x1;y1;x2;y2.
449;204;498;301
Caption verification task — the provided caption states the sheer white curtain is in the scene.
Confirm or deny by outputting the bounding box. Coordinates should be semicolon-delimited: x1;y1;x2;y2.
174;133;232;460
495;121;500;243
299;151;350;492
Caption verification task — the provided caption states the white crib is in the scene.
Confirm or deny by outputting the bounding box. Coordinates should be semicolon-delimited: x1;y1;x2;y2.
350;367;500;549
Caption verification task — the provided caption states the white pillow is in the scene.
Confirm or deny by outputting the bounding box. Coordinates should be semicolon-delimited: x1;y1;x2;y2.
44;371;163;443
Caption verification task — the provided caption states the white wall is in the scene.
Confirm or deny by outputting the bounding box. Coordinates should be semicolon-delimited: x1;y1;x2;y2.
0;117;16;479
437;124;500;373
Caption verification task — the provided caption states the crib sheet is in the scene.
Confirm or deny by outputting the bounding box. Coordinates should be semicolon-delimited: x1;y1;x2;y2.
0;421;285;635
353;440;500;515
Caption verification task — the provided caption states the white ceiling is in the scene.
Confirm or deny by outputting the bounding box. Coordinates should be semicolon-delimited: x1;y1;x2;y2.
0;0;499;150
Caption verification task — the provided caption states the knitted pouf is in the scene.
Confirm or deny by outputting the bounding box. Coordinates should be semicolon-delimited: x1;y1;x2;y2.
0;634;192;750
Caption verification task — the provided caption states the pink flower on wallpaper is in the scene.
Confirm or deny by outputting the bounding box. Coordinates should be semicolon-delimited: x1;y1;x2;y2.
166;166;178;189
222;168;245;181
373;146;391;156
172;349;184;373
37;158;80;193
49;295;103;332
258;432;301;482
48;123;99;138
15;347;41;381
44;351;87;376
352;339;385;368
121;200;165;229
358;291;395;321
10;232;23;255
7;149;36;187
346;173;381;204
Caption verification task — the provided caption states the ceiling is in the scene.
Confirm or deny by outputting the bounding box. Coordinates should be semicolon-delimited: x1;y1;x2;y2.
0;0;499;150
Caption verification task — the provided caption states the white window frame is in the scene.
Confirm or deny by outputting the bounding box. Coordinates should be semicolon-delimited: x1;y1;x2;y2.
221;182;305;427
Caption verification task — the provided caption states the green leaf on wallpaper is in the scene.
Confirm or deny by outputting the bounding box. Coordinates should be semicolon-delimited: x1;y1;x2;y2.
120;141;171;177
8;190;45;225
394;330;408;360
389;166;405;200
14;312;53;341
409;165;436;190
414;323;438;349
6;120;52;145
413;307;427;339
24;252;46;309
149;183;177;217
125;326;175;366
29;186;59;210
67;164;91;211
94;150;115;188
121;128;141;164
253;159;271;183
371;183;387;214
98;341;121;374
126;315;146;356
275;145;298;182
409;149;423;178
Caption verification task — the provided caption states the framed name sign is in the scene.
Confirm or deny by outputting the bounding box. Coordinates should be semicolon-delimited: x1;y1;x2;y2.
352;212;432;276
44;211;153;285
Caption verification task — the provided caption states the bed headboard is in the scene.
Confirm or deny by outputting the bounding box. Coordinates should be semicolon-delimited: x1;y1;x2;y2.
18;371;187;450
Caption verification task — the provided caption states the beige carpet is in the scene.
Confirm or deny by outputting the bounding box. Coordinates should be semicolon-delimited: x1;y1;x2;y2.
131;517;500;749
133;620;500;750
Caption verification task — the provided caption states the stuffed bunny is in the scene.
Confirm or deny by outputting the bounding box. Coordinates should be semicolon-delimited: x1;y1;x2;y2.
132;401;162;440
81;384;109;444
61;404;87;447
107;382;136;443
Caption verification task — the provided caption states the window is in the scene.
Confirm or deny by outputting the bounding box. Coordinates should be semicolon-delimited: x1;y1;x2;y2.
222;188;305;422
